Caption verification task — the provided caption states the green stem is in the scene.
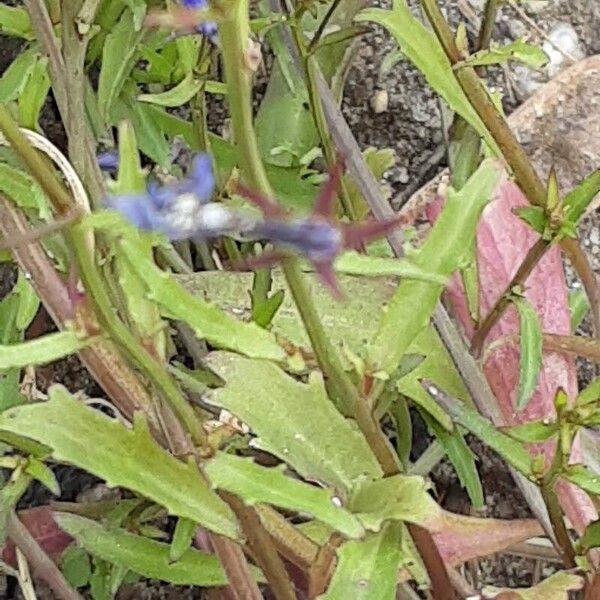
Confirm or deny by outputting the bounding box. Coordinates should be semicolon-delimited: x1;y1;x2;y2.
476;0;498;51
0;105;205;447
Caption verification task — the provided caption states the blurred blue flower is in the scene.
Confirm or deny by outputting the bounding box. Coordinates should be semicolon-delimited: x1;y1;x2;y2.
180;0;218;40
105;154;217;241
97;151;119;171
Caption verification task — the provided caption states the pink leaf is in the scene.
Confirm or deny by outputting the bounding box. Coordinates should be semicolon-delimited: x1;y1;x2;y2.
429;178;597;532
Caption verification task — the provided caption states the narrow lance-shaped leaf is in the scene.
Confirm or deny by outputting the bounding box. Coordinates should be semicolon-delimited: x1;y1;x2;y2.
460;39;548;69
320;523;405;600
568;289;590;331
0;386;239;539
0;49;38;103
0;331;95;370
169;517;196;563
368;160;501;376
138;72;203;108
98;9;145;120
205;453;364;538
0;4;34;39
562;168;600;227
206;353;383;492
55;513;260;587
421;381;534;478
513;296;543;411
18;55;50;129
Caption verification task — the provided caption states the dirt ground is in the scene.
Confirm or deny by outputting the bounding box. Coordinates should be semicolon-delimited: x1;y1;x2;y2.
1;0;600;597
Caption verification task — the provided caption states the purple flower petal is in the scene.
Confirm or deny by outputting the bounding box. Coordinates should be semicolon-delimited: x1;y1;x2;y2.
97;151;119;171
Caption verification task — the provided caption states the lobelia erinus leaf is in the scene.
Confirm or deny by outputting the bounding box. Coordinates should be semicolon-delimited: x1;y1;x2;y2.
513;296;543;411
18;55;50;129
204;453;364;538
459;39;548;69
137;72;203;108
205;353;383;493
320;523;405;600
0;386;239;539
54;513;261;587
367;160;501;376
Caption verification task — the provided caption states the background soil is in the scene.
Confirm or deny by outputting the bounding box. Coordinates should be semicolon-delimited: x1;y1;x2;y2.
1;0;600;597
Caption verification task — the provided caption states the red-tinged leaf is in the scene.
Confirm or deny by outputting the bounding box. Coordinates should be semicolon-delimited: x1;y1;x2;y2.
234;182;285;218
2;507;72;566
432;513;542;567
428;177;597;532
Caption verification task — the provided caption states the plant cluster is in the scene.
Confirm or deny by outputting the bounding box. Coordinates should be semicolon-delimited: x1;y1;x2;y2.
0;0;598;599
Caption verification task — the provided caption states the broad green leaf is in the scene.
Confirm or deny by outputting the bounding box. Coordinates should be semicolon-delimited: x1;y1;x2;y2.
24;456;60;495
175;35;201;74
169;517;196;563
368;160;501;375
55;513;256;586
0;386;239;539
14;272;40;331
482;572;584;600
138;73;202;107
563;169;600;227
0;331;94;369
501;420;559;443
206;353;383;492
61;546;92;588
98;9;145;120
460;40;548;69
514;205;548;235
18;55;50;129
128;100;171;168
116;237;286;362
421;412;484;510
321;523;405;600
577;377;600;406
563;464;600;496
580;520;600;552
349;474;440;531
513;296;543;411
137;45;174;85
0;162;52;219
429;388;534;478
0;5;33;39
568;289;590;332
0;49;38;103
356;1;499;155
205;453;365;538
123;0;146;30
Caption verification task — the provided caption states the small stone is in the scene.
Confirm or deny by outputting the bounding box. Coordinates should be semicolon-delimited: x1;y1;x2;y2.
370;89;389;114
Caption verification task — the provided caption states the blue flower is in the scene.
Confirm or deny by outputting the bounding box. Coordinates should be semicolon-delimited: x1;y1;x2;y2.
180;0;218;40
105;154;217;241
97;151;119;171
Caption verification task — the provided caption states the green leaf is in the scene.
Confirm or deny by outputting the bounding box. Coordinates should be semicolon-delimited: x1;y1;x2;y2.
563;464;600;496
349;474;440;531
428;387;534;478
368;160;501;375
24;456;60;495
175;35;201;74
333;251;446;284
563;168;600;227
205;453;365;538
0;49;38;103
128;100;171;168
0;386;239;539
98;9;145;120
0;331;94;369
580;519;600;552
113;120;145;194
138;73;203;107
513;296;543;411
460;39;548;69
501;420;559;443
577;377;600;406
0;5;33;39
123;0;146;30
116;237;286;362
206;353;383;492
321;523;405;600
421;411;484;509
0;162;52;219
61;546;92;588
356;1;499;155
169;517;196;563
18;55;50;129
568;289;590;332
514;205;548;236
55;513;257;586
482;572;584;600
14;272;40;331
